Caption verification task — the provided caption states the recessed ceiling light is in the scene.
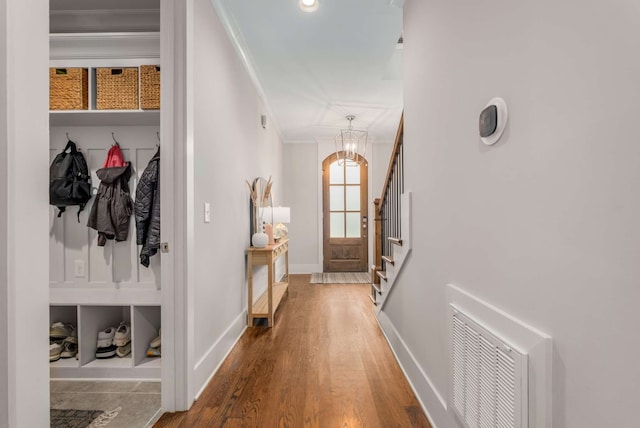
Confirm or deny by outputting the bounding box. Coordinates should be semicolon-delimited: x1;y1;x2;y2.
299;0;319;12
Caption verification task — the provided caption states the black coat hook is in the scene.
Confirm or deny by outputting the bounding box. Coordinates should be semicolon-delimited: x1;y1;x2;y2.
111;132;119;146
66;132;70;141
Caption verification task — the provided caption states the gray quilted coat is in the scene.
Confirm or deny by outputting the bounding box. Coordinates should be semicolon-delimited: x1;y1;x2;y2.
134;149;160;267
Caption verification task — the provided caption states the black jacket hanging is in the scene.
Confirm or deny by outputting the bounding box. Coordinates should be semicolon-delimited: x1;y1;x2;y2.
134;148;160;267
87;163;134;246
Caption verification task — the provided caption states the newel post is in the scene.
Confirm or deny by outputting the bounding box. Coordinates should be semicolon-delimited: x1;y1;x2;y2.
371;198;382;286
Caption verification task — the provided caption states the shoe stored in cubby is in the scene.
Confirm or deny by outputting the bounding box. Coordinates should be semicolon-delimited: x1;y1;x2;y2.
114;321;131;347
117;342;132;358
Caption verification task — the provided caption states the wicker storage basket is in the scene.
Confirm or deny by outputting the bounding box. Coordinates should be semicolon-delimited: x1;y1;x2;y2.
49;68;88;110
96;67;139;110
140;65;160;110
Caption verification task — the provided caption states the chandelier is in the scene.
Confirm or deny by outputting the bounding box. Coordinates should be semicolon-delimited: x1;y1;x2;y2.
335;115;367;166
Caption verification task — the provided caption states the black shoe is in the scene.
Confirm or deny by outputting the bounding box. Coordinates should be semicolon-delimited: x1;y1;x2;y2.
95;344;117;359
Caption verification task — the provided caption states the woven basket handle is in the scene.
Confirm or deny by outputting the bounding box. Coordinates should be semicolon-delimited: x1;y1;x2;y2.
111;69;123;75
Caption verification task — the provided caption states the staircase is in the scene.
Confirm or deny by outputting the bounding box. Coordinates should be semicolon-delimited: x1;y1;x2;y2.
370;114;411;310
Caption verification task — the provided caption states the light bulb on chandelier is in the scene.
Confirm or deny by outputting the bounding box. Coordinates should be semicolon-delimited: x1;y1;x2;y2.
335;115;367;166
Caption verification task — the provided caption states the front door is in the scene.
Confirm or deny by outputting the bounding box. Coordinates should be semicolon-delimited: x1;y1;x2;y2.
322;153;368;272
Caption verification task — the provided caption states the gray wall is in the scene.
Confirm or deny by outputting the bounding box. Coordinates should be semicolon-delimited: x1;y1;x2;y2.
191;0;283;394
386;0;640;427
283;141;394;273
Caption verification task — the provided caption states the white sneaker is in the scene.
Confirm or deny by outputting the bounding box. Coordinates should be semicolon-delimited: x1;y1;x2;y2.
60;338;78;359
50;341;63;362
66;325;78;344
150;328;161;348
116;342;131;358
97;326;116;348
114;321;131;347
50;322;72;339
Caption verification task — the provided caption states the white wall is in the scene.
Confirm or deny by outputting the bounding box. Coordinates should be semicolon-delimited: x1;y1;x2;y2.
385;1;640;427
189;0;283;400
0;0;50;426
282;144;318;271
283;141;394;273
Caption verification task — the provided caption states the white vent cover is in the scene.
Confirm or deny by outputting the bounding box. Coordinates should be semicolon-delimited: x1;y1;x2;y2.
450;305;528;428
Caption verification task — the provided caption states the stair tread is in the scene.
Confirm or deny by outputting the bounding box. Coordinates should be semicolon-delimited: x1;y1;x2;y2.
369;294;378;305
381;255;395;266
376;270;388;281
388;237;403;246
371;283;381;294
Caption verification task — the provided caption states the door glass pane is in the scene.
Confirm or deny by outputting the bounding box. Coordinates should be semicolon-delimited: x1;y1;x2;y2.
330;213;345;238
345;186;360;211
330;186;344;211
330;161;344;184
346;212;360;238
345;163;360;184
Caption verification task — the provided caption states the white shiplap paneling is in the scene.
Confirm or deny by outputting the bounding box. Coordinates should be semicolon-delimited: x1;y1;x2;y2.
50;126;160;297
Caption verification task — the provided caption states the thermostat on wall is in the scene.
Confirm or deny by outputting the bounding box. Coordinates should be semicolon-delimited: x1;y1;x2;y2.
479;97;508;145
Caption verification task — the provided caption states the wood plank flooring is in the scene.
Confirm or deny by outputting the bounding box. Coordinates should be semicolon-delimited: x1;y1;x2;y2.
154;274;431;428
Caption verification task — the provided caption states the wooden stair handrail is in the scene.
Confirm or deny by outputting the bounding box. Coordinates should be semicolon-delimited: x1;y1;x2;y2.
378;112;404;214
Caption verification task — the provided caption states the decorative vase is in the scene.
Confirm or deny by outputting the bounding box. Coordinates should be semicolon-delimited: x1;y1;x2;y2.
252;232;269;248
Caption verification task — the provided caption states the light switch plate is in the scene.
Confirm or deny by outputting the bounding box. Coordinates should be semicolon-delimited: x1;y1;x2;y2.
74;260;85;277
204;202;211;223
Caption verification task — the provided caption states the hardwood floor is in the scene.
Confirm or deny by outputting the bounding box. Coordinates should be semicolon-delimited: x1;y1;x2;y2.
155;274;431;428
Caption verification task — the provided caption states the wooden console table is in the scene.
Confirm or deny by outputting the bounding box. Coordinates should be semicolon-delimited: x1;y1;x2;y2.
247;238;289;327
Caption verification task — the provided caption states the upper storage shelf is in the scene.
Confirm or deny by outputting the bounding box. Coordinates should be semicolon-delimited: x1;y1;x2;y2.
50;110;160;127
50;32;160;127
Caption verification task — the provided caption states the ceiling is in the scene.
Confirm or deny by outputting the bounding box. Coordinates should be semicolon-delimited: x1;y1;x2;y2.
213;0;404;143
51;0;404;144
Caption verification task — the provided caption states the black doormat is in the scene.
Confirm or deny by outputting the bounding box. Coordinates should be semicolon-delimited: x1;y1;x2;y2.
50;407;120;428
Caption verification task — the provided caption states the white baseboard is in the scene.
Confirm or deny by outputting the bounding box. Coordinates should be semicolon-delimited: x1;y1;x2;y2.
193;311;247;400
377;310;454;428
289;264;321;274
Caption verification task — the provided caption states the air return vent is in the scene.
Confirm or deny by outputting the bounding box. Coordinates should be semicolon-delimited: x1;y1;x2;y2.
451;305;528;428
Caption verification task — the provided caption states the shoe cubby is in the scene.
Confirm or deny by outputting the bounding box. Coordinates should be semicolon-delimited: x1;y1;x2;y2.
80;305;132;369
133;306;161;369
49;304;160;380
49;305;79;369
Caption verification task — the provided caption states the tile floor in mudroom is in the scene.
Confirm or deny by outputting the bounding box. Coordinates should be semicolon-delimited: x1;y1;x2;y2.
50;380;162;428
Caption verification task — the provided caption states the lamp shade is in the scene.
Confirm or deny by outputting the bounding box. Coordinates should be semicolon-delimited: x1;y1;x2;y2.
273;207;290;224
260;206;291;224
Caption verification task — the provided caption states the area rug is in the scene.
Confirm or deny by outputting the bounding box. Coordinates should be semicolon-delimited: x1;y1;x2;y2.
51;407;120;428
310;272;370;284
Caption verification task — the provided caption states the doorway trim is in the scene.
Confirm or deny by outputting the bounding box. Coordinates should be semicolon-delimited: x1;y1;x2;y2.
160;0;190;412
321;152;369;272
